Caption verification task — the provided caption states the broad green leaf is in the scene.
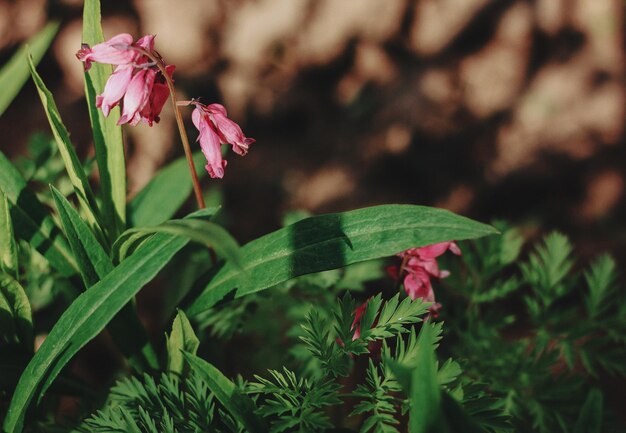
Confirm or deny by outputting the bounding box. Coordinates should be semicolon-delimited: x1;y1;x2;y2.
0;151;76;276
182;353;267;433
128;152;207;227
0;22;59;117
166;310;200;375
50;186;158;370
0;188;19;278
82;0;126;238
28;55;103;239
3;232;188;433
114;217;239;266
187;205;497;317
0;273;33;352
573;388;603;433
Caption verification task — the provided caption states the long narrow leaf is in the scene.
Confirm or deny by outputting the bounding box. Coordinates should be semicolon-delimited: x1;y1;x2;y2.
0;22;59;117
183;353;267;433
0;188;19;278
82;0;126;238
50;186;158;370
114;217;239;266
28;54;103;239
186;205;497;317
0;151;76;276
3;233;189;433
128;152;207;227
0;273;33;352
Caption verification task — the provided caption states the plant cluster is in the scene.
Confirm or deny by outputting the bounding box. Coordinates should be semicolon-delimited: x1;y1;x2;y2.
0;2;624;433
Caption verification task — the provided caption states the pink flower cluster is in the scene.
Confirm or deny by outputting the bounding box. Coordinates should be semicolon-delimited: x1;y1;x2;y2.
388;241;461;316
350;241;460;342
191;102;255;179
76;33;254;178
77;34;171;126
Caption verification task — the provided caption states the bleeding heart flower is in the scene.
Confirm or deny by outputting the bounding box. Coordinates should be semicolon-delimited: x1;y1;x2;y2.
190;101;255;178
77;33;173;126
390;241;462;315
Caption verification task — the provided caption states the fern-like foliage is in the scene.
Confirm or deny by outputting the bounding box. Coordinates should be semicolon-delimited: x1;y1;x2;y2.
341;293;429;355
351;359;402;433
78;372;218;433
299;309;350;377
521;232;574;305
246;368;341;433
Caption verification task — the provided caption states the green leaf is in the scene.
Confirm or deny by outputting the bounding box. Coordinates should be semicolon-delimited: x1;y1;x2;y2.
166;310;200;375
0;273;33;352
182;353;267;433
573;388;603;433
0;188;19;278
0;22;59;117
28;54;103;239
521;232;573;296
390;323;441;433
114;217;239;266
128;152;207;227
3;232;188;433
0;151;76;276
50;186;158;370
187;205;497;317
584;254;617;318
82;0;126;238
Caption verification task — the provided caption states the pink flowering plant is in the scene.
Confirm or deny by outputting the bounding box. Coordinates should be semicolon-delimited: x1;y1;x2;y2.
1;3;625;433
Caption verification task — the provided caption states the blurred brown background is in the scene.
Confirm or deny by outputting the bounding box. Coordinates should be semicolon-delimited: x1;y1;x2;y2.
1;0;625;257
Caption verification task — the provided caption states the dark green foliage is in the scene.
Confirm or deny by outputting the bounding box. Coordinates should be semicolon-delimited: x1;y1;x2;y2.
442;226;626;433
248;368;341;433
79;372;216;433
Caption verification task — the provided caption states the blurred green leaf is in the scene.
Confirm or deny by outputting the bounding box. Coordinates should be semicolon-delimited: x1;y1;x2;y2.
584;254;617;318
82;0;126;239
114;216;239;266
0;273;33;352
0;22;58;117
573;388;603;433
166;310;199;375
50;186;158;370
128;152;207;227
0;151;76;276
0;188;19;278
28;55;104;240
3;230;189;433
182;352;267;433
187;205;497;317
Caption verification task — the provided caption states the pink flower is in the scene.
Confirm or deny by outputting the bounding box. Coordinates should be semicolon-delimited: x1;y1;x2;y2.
190;102;255;178
76;33;136;70
77;33;172;126
390;241;461;315
351;301;368;340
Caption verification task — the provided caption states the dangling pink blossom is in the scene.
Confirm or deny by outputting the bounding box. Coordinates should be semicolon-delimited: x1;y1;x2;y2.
76;33;173;126
389;241;462;315
190;101;255;178
76;33;136;70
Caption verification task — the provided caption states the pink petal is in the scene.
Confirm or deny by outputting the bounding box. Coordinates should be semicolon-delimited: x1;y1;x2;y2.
351;301;368;340
77;33;136;69
134;34;156;51
449;242;462;255
206;103;227;116
97;65;133;117
403;268;434;301
118;69;155;126
193;109;226;178
211;112;255;155
417;242;454;259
